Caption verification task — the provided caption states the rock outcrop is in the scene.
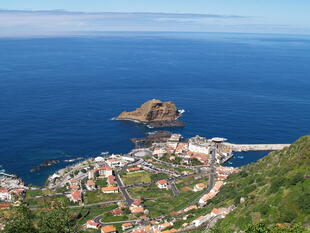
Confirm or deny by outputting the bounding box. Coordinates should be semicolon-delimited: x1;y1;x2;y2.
116;99;185;128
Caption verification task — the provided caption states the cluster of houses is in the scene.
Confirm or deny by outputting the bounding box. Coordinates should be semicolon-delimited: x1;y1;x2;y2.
0;175;27;209
86;220;134;233
85;200;146;232
198;181;224;206
192;206;235;227
195;166;238;206
129;199;145;215
216;166;239;180
132;221;175;233
67;178;83;204
172;205;198;215
67;164;120;204
152;135;232;166
0;187;26;207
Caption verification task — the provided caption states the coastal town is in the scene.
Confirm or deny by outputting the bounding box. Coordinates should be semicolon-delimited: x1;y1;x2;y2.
0;132;254;232
0;122;292;233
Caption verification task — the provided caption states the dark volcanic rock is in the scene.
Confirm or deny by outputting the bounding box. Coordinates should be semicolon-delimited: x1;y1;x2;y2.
30;160;60;172
131;131;172;148
147;120;185;128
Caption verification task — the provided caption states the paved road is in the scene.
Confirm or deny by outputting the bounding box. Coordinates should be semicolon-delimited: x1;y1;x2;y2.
152;157;211;171
115;173;134;206
188;145;216;206
169;180;180;196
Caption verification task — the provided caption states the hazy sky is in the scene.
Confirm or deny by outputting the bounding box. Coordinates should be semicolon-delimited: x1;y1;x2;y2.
0;0;309;36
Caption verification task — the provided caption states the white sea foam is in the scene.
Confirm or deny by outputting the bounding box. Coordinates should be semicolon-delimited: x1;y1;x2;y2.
0;165;5;174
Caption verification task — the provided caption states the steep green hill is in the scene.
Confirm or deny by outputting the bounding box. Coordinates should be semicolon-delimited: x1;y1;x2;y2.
209;135;310;232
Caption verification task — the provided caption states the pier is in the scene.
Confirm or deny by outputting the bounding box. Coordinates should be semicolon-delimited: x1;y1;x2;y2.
223;143;290;152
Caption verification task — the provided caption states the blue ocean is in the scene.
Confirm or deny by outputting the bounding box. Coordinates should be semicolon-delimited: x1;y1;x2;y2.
0;32;309;185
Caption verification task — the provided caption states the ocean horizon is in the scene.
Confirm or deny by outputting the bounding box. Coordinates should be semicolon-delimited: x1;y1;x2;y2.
1;32;309;185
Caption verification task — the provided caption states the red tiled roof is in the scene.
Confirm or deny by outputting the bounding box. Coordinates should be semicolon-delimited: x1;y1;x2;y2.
122;223;133;227
102;186;118;192
128;167;140;172
87;180;96;186
97;166;112;171
71;190;82;201
101;225;116;233
87;220;98;226
0;187;9;193
70;185;80;190
132;199;142;206
157;179;168;185
111;208;123;216
131;206;144;214
0;203;11;208
107;175;116;185
212;208;220;215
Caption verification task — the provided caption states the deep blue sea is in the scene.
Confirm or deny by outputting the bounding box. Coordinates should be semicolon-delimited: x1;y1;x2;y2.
0;32;309;185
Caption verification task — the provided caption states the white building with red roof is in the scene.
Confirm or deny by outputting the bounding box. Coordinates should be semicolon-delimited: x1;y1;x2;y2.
156;179;168;189
106;158;122;168
193;183;205;192
86;180;96;191
97;166;113;177
101;186;118;194
101;225;116;233
122;222;133;231
107;175;116;186
86;220;99;229
69;178;80;186
69;190;82;204
0;188;12;202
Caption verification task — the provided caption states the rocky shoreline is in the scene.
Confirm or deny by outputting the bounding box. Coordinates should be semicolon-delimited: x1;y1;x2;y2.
131;131;172;147
30;160;60;172
147;119;185;128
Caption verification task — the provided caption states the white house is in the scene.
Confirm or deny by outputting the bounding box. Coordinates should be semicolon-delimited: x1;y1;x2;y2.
192;214;212;227
101;187;118;194
156;180;168;189
97;166;113;177
86;180;96;191
69;190;82;204
122;223;133;231
106;159;122;168
0;188;12;202
86;220;99;229
193;183;205;192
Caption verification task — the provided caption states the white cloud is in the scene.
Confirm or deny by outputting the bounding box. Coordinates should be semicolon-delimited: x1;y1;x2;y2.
0;10;307;37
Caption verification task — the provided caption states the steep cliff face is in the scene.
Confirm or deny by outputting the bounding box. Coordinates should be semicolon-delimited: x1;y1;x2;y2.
116;99;181;122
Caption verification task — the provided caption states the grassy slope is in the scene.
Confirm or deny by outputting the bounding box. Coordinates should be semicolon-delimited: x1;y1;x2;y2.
210;135;310;232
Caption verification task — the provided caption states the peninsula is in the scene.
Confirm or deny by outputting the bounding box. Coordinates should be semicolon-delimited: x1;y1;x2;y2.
115;99;185;128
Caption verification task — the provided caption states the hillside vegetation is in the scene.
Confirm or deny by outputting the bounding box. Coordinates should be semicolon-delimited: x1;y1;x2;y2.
209;135;310;232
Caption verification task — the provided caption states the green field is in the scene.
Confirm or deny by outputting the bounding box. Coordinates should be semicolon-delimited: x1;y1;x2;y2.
175;176;209;190
95;178;108;187
26;195;73;207
85;190;122;204
69;204;118;225
121;171;151;186
128;180;205;217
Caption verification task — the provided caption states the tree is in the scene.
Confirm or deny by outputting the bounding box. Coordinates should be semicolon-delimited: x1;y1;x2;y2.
3;205;37;233
37;202;80;233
